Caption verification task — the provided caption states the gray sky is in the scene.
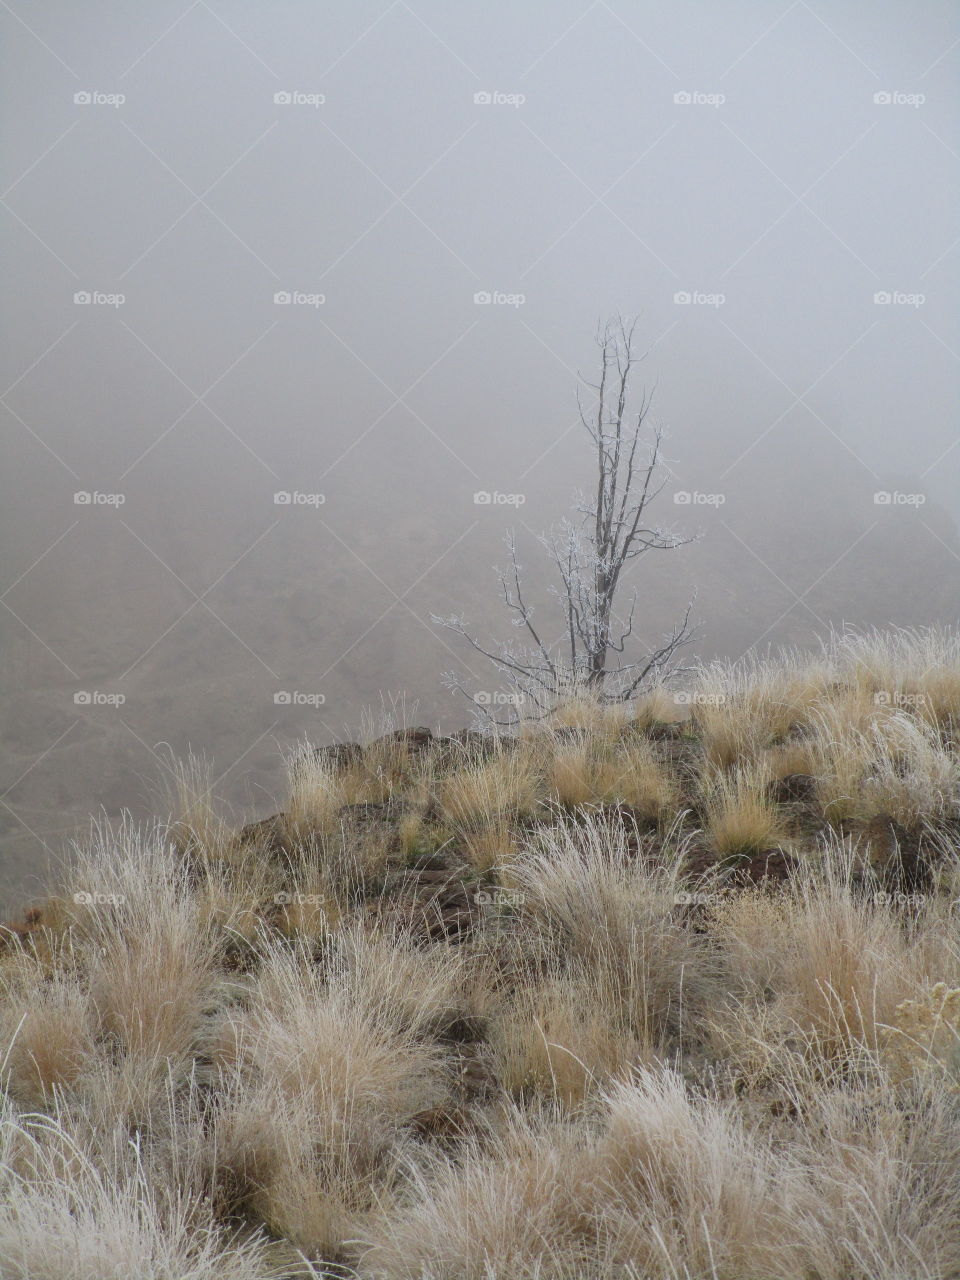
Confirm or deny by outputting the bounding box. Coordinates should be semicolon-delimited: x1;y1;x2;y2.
1;0;958;906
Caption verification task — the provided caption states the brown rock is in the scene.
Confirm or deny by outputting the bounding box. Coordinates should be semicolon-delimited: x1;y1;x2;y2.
770;773;818;805
730;848;798;887
235;813;291;858
646;720;685;741
410;1106;473;1139
860;815;932;894
313;742;364;769
375;726;434;754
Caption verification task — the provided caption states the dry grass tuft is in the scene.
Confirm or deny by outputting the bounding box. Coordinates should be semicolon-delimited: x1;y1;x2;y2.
702;759;790;858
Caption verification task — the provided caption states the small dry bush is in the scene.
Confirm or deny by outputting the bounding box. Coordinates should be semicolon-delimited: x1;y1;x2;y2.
708;847;933;1069
834;626;960;727
362;1067;812;1279
490;963;644;1110
438;749;540;871
164;750;234;862
548;737;677;823
284;741;378;837
64;821;223;1072
607;739;680;821
794;1076;960;1278
0;955;94;1108
544;691;630;739
689;652;832;769
210;936;450;1257
810;702;959;827
884;982;960;1089
510;812;713;1051
702;759;789;858
439;750;541;831
359;1109;602;1279
0;1104;271;1280
631;682;687;731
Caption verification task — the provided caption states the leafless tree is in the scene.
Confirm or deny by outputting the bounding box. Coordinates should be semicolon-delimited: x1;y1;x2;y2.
434;317;699;720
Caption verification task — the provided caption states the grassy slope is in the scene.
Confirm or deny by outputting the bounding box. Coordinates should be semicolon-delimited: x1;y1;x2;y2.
1;628;960;1278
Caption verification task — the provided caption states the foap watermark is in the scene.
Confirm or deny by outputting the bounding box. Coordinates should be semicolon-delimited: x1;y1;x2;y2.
874;291;925;308
674;290;725;308
474;888;525;907
74;90;125;108
674;490;725;506
74;490;125;506
873;90;925;108
474;290;525;307
674;891;721;906
73;890;126;906
274;691;326;707
274;90;325;107
274;490;325;506
872;891;927;910
74;290;125;308
874;690;929;709
874;490;925;506
474;490;525;506
274;290;325;307
674;90;725;107
474;690;525;707
274;891;325;906
473;90;525;107
74;690;126;707
674;691;726;707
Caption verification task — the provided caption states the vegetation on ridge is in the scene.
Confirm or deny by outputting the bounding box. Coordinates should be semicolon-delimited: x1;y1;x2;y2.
1;628;960;1277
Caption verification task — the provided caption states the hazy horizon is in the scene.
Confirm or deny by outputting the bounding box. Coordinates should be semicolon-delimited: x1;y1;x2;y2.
2;0;958;909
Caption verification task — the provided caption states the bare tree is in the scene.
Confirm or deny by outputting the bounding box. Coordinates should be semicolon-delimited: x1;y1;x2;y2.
435;317;698;719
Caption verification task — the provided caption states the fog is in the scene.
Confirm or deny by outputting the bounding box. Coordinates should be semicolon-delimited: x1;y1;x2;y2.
1;0;957;907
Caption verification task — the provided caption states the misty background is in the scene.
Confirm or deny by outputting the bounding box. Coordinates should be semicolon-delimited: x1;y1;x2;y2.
1;0;957;910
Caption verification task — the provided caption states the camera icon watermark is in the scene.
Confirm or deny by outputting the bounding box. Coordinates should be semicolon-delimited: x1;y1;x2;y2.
473;290;526;307
873;490;925;506
673;290;725;308
74;491;125;506
673;490;725;506
273;490;325;506
73;890;126;906
674;691;725;706
274;90;325;107
873;291;925;308
273;691;326;706
74;91;125;108
74;291;125;308
74;690;126;707
473;90;525;107
474;888;525;907
872;891;926;909
873;690;928;709
873;90;925;108
474;690;525;706
473;490;525;506
673;90;725;107
274;290;325;307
